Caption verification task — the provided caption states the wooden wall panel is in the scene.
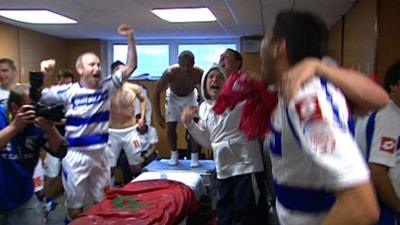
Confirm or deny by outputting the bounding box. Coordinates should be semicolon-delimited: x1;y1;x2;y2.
66;39;104;78
342;0;377;74
0;23;21;81
327;19;343;65
376;0;400;82
240;36;262;74
18;28;68;85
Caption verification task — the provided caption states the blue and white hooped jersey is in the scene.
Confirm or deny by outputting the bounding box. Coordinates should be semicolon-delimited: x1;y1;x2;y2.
355;101;400;196
41;72;123;151
267;77;369;225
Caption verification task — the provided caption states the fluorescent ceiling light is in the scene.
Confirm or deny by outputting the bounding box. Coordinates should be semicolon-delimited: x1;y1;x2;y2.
0;9;77;24
152;7;216;23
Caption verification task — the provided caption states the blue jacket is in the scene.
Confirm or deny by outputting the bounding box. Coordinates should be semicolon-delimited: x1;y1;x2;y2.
0;106;45;210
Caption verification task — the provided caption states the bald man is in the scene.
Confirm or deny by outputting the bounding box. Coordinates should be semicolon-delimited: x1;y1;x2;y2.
40;24;137;221
154;51;203;167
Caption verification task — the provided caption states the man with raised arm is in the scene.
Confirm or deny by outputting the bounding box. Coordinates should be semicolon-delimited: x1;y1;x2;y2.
106;60;147;184
40;24;137;223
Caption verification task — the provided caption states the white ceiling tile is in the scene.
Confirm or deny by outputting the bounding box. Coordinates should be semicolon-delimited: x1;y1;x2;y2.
0;0;356;40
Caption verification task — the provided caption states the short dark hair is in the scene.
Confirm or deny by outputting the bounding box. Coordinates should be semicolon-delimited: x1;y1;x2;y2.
272;10;328;65
58;69;74;80
111;60;125;72
0;58;17;71
178;51;195;63
384;61;400;93
7;84;29;110
225;48;243;70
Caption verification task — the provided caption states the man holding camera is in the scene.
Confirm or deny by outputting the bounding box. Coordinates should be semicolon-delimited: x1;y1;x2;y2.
0;84;67;225
39;24;137;222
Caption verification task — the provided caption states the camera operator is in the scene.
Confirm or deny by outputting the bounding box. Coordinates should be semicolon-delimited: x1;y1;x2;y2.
0;84;67;225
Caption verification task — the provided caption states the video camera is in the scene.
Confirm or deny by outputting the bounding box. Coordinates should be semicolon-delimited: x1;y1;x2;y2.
29;71;65;121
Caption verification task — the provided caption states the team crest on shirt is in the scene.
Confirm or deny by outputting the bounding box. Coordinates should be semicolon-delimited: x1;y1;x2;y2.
380;136;396;154
305;120;336;155
295;95;322;123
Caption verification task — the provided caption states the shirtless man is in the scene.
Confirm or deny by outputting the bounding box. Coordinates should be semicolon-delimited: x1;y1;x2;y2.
154;51;203;167
106;60;146;182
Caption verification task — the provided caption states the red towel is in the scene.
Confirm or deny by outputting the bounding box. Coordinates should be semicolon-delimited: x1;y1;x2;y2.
213;71;278;140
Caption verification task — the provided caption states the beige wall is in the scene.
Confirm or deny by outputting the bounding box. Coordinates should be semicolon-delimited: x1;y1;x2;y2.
18;28;68;84
66;39;105;75
0;23;20;80
342;0;377;74
327;0;381;81
328;0;400;83
327;18;343;64
0;22;69;85
327;0;377;73
0;22;106;86
240;36;262;74
376;0;400;82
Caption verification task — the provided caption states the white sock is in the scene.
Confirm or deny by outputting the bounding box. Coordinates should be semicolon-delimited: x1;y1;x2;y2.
190;152;200;167
168;150;179;166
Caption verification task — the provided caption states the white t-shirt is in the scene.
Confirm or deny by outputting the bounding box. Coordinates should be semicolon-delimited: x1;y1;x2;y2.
188;100;264;179
132;124;159;152
355;101;400;196
0;88;10;111
268;77;369;225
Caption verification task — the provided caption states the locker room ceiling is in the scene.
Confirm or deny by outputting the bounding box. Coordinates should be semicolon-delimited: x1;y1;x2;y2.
0;0;356;40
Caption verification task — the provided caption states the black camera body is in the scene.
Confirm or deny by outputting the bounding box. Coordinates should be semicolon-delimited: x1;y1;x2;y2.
29;72;65;121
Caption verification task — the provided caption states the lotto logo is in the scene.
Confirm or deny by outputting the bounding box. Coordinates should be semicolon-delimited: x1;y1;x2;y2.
380;136;396;153
295;95;322;123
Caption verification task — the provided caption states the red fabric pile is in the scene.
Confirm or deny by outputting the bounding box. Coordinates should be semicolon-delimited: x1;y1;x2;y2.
71;180;198;225
213;71;278;140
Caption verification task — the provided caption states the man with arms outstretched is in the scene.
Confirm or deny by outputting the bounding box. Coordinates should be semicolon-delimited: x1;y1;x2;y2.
106;60;147;184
